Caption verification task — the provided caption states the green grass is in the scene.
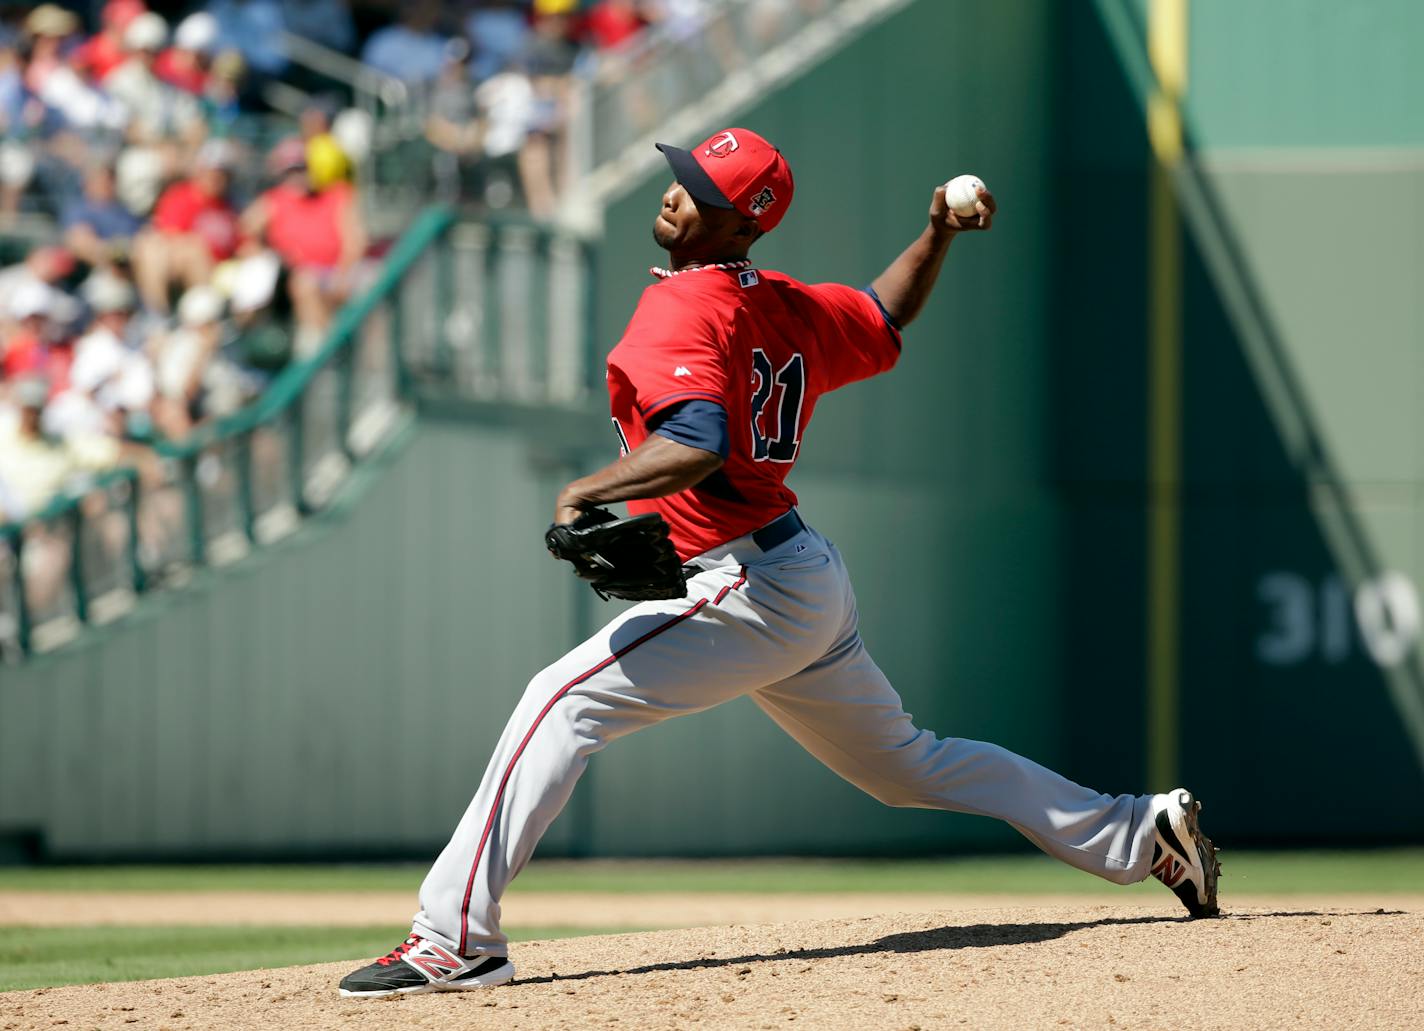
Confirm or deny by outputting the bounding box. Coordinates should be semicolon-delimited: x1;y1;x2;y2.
0;925;621;993
0;852;1419;992
0;850;1420;895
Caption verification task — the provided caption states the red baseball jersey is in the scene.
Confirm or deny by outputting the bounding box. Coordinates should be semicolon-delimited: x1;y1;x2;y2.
606;267;901;559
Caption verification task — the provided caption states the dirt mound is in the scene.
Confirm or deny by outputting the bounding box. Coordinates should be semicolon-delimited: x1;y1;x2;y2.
4;902;1419;1030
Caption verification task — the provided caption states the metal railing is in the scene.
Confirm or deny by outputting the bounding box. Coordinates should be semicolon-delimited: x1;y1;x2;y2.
0;207;598;662
275;30;409;125
0;468;141;656
399;215;598;405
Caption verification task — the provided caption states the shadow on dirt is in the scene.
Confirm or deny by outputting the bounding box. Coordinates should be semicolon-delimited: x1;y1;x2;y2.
517;915;1183;986
515;908;1410;986
1225;910;1406;920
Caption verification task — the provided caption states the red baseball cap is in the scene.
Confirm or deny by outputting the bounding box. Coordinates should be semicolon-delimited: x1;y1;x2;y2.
655;128;795;232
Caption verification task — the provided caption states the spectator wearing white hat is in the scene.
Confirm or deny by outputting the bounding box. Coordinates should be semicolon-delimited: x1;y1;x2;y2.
0;246;75;332
46;273;154;443
2;281;59;383
156;13;218;96
106;11;203;142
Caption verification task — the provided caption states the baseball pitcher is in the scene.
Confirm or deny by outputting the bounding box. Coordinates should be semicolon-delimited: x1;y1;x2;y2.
339;128;1219;997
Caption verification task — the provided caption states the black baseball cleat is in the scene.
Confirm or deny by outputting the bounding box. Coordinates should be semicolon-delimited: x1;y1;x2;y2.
339;935;515;997
1148;787;1221;918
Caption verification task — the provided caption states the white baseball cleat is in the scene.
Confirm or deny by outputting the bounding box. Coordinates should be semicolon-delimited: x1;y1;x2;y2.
1148;787;1221;918
338;935;515;997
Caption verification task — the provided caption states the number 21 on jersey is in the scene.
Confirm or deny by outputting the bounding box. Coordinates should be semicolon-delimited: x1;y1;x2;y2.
750;348;805;463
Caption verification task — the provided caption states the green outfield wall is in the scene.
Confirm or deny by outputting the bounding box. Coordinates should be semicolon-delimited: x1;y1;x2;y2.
2;0;1421;861
1062;0;1424;836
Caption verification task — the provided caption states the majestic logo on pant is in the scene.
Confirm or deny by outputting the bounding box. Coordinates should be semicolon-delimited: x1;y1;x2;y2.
404;941;464;979
1152;853;1185;887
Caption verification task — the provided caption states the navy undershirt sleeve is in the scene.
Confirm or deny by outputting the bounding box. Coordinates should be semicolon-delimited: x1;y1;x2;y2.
647;399;730;459
862;285;902;331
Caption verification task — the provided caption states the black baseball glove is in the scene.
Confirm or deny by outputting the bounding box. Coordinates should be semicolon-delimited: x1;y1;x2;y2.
544;508;688;601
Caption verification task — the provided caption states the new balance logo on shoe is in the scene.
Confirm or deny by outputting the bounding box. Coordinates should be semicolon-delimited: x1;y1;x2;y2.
1151;853;1185;888
404;941;465;979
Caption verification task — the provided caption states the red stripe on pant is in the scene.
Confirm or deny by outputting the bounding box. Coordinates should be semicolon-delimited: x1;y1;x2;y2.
714;567;748;604
456;569;747;955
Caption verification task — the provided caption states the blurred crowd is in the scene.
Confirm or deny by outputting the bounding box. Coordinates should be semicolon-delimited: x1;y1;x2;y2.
0;0;727;528
1;0;722;223
0;0;391;533
0;0;770;588
0;144;369;518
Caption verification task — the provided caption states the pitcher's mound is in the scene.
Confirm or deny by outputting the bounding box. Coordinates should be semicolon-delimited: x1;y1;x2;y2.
4;903;1419;1030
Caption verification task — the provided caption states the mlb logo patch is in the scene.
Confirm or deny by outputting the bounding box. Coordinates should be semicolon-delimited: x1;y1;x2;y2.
738;269;760;288
749;187;776;215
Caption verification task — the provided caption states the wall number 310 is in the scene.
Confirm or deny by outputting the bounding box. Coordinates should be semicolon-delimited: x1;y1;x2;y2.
1256;571;1421;667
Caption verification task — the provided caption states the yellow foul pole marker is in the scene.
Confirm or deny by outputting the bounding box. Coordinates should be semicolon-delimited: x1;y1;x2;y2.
1146;0;1187;791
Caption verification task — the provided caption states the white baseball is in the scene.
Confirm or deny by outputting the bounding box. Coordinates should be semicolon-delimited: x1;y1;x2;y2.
943;174;985;217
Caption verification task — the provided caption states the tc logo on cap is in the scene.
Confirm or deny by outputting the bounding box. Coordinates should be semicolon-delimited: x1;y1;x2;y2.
705;131;739;158
748;187;776;215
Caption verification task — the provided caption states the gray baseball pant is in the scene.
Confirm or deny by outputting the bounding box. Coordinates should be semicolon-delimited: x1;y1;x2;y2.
412;518;1157;957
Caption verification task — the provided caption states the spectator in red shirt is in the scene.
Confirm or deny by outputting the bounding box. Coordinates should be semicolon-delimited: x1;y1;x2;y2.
132;141;239;314
582;0;647;50
1;282;74;396
72;0;148;84
241;141;367;354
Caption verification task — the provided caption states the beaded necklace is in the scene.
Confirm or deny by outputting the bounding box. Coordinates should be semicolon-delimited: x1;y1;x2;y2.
649;259;753;279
